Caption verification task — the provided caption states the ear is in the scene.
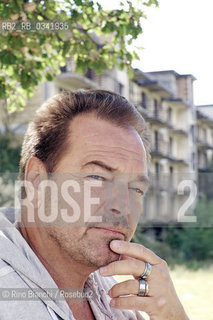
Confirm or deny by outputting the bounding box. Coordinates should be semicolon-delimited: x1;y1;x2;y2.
24;156;48;201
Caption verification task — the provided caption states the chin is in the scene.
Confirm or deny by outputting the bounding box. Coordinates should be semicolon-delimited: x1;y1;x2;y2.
99;251;121;267
88;253;121;269
86;240;121;268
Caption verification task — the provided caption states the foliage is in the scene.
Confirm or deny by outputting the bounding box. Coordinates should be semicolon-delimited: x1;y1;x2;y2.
0;134;21;207
198;161;213;199
166;196;213;266
133;225;176;266
134;196;213;269
0;0;159;112
0;134;21;172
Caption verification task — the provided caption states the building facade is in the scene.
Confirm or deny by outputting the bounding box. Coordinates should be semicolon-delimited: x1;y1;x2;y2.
196;105;213;171
130;69;197;227
196;105;213;200
1;62;212;228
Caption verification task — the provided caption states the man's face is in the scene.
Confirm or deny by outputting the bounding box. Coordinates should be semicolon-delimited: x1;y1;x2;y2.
43;112;148;268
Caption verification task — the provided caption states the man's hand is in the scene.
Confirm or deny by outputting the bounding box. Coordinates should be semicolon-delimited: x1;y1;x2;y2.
99;240;189;320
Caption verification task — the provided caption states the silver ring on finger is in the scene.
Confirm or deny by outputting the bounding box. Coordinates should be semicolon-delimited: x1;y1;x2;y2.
139;262;152;280
138;279;149;297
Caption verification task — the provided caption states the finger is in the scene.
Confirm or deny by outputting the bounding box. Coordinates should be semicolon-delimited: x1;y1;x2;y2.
110;240;161;265
110;295;156;314
99;258;146;277
119;255;155;281
120;254;136;261
109;279;154;298
109;277;171;298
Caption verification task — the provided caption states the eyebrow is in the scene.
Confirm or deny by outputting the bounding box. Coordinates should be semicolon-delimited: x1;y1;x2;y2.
82;160;150;187
82;160;116;172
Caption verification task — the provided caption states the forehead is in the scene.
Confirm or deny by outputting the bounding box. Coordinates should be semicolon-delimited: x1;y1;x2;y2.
63;113;148;175
69;113;146;157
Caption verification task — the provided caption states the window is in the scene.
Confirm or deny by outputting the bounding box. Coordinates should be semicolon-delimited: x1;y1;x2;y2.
197;125;200;140
169;166;173;188
156;194;161;215
154;131;159;151
85;68;95;80
203;128;207;141
154;99;158;117
118;82;124;95
114;81;124;95
191;125;195;142
204;152;207;168
141;92;147;109
198;151;201;168
60;65;67;73
167;107;172;123
169;137;173;155
192;152;195;170
155;162;159;181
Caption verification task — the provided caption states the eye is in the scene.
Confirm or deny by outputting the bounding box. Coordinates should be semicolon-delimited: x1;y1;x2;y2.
130;188;144;196
87;175;105;181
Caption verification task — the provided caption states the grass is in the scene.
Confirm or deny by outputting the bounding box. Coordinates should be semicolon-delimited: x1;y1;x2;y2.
115;265;213;320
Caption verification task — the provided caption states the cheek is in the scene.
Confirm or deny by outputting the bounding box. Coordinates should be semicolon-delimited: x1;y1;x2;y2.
127;229;136;241
87;183;108;213
63;181;106;221
91;184;106;201
129;193;143;223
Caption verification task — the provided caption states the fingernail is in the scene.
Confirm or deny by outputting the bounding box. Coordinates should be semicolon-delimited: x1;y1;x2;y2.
111;240;121;249
99;266;108;275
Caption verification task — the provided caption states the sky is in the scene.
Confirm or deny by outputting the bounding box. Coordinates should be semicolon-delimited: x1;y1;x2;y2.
100;0;213;106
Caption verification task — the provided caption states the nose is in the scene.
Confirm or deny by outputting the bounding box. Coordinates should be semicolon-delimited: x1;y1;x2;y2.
106;181;129;218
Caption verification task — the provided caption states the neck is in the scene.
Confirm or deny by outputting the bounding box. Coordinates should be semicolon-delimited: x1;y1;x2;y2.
17;217;96;290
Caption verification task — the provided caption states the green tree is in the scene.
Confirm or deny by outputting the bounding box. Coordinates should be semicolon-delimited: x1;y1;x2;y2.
165;196;213;267
0;0;158;113
0;133;21;207
134;196;213;268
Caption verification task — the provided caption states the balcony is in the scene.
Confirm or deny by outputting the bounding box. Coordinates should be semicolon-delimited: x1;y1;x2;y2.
151;141;189;164
151;140;168;158
57;67;98;90
164;97;190;110
144;108;173;129
198;165;212;172
148;173;192;193
133;69;173;99
135;104;149;117
197;137;213;150
197;110;213;126
149;174;175;192
198;152;213;172
170;128;188;137
198;171;213;199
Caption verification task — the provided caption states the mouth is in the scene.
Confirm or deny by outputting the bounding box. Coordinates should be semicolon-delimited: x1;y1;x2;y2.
89;227;125;239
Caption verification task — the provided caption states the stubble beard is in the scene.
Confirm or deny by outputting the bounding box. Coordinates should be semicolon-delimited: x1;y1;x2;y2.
80;235;121;267
47;228;121;268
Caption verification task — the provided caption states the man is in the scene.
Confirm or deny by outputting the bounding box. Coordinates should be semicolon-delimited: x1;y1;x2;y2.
0;90;189;320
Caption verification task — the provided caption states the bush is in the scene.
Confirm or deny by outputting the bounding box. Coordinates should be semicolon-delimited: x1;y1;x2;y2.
133;226;176;267
134;196;213;269
166;197;213;266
